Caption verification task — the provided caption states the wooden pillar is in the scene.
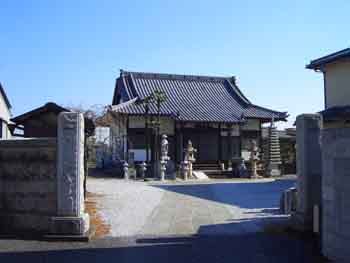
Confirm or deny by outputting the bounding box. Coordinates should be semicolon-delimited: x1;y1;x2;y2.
218;124;222;162
145;118;149;163
126;117;129;160
228;125;232;158
239;123;243;157
258;120;263;149
174;121;177;164
178;123;183;163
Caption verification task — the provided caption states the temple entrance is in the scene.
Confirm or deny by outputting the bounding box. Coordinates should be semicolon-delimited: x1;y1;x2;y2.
182;128;219;162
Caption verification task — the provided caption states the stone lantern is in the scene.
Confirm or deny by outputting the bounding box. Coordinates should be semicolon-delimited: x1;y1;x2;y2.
183;140;197;179
160;134;170;181
249;140;260;178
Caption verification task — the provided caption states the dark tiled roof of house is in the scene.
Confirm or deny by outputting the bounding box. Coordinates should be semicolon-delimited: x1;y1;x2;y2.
111;70;287;123
11;102;69;124
306;48;350;70
0;82;11;109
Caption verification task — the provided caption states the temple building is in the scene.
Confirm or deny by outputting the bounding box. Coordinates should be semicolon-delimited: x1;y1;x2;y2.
108;70;287;169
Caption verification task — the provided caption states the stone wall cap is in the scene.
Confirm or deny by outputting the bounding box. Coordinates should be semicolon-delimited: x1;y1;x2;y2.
296;113;321;119
0;138;56;147
320;106;350;121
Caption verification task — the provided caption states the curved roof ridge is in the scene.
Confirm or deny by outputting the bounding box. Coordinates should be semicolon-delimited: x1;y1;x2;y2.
110;97;139;111
224;78;251;105
247;103;288;118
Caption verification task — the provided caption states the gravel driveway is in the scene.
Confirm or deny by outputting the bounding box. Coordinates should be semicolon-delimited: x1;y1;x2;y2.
0;176;321;262
87;177;295;237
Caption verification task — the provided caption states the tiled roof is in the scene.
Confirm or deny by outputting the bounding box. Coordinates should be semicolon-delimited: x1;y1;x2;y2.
111;70;287;123
11;102;69;124
306;48;350;70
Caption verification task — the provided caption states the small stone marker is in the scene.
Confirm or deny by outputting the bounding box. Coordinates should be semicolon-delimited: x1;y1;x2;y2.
123;162;129;180
139;162;147;179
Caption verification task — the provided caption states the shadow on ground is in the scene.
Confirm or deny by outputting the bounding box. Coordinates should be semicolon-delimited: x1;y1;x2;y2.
88;168;123;178
0;233;320;263
151;179;295;209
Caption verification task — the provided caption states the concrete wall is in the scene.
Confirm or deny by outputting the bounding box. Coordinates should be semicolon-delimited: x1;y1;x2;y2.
321;126;350;261
0;139;57;232
324;59;350;109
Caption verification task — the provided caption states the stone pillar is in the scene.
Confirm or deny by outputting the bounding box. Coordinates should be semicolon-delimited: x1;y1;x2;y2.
139;162;147;179
320;118;350;261
49;112;90;235
160;160;166;181
182;161;189;180
123;162;129;180
292;114;322;231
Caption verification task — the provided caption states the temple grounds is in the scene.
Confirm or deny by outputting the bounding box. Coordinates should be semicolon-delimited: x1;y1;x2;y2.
0;175;322;262
87;176;296;237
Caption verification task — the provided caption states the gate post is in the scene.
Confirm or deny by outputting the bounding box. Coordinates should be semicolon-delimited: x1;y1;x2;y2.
292;114;322;230
49;112;90;235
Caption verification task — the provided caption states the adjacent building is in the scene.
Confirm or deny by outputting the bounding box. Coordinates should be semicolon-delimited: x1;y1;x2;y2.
11;102;95;138
11;102;70;138
307;48;350;110
109;70;288;168
0;83;12;139
306;48;350;262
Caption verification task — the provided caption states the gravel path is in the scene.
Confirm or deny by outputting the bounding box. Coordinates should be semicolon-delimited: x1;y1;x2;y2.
87;177;295;237
0;176;321;262
87;177;165;237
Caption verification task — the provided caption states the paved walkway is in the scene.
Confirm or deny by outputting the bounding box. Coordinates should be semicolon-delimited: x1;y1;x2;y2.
87;177;295;237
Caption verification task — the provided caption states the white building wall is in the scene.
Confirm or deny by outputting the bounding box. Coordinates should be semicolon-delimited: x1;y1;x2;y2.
0;92;11;139
324;59;350;109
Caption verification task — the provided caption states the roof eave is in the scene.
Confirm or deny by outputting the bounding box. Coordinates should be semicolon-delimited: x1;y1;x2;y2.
306;48;350;71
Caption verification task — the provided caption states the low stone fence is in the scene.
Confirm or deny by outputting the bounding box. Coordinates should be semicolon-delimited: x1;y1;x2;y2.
0;112;89;236
294;113;350;261
321;126;350;261
0;138;57;232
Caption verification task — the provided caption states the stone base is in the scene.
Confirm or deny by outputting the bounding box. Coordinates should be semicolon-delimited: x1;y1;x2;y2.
49;213;90;235
267;165;281;177
290;211;313;232
43;225;94;242
0;214;50;233
250;175;262;179
280;187;297;214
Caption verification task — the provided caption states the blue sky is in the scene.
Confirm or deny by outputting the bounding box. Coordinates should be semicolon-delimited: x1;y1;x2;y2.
1;0;349;128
